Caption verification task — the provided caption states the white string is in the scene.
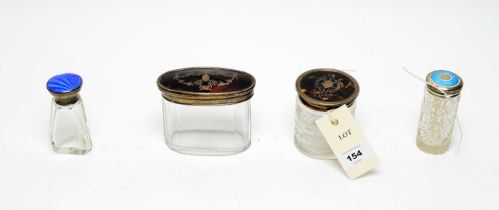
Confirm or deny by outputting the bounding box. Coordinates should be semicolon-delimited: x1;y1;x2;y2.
402;67;464;152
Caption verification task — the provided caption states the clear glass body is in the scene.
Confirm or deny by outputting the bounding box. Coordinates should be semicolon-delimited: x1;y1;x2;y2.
162;98;251;156
49;97;92;155
417;90;460;154
294;98;356;159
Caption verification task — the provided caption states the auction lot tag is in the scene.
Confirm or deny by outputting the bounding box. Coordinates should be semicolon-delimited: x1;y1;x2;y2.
315;105;380;179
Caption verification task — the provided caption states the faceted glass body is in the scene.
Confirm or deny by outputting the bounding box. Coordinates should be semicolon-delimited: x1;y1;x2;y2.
49;98;92;155
162;98;251;156
417;90;460;154
294;98;356;159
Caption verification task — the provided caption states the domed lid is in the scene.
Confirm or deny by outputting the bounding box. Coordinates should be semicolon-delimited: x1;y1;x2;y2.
157;67;256;105
47;73;82;94
425;70;463;97
47;73;83;105
296;68;360;111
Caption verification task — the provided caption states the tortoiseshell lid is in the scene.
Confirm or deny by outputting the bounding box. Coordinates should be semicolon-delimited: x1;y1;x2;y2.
157;67;256;105
296;68;359;110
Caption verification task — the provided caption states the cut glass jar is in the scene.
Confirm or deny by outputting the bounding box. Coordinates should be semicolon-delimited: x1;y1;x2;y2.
294;68;360;159
417;70;463;154
157;67;256;156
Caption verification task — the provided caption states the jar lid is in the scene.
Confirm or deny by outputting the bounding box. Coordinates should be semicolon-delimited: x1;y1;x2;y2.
296;68;360;110
47;73;83;105
157;67;256;105
426;70;463;97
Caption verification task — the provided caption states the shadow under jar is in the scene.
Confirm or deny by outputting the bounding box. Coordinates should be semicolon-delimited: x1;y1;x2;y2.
294;68;360;159
157;67;256;156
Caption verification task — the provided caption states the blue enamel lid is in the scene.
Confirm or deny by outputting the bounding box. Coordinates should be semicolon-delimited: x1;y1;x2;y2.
426;70;463;96
430;70;460;87
47;73;83;94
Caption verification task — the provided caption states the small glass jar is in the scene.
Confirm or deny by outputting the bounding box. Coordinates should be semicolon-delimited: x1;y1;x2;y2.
47;73;92;155
294;68;360;159
157;67;256;156
417;70;463;154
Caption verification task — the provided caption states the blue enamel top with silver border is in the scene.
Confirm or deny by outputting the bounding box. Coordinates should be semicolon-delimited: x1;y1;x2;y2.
47;73;83;94
430;70;460;87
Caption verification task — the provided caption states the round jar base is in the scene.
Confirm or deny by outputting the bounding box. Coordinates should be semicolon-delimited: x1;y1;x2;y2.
416;140;450;155
294;138;336;160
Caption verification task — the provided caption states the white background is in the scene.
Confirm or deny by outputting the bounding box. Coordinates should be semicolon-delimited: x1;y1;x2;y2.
1;0;498;209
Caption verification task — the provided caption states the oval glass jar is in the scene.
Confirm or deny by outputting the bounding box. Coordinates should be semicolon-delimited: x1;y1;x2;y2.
294;68;360;159
157;67;256;156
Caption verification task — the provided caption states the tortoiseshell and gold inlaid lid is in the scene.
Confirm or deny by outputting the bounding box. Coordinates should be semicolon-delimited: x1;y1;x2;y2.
296;68;360;111
157;67;256;105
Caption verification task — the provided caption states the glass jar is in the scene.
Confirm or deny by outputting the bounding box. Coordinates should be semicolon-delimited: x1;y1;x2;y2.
417;70;463;154
294;69;360;159
47;73;92;155
157;67;256;156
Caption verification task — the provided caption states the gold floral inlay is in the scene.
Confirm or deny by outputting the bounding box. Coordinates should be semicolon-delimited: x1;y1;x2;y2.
201;73;210;82
176;72;237;91
312;74;344;100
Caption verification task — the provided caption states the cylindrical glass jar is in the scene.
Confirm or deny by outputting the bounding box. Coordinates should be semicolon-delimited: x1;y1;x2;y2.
417;70;463;154
157;67;255;156
294;69;360;159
